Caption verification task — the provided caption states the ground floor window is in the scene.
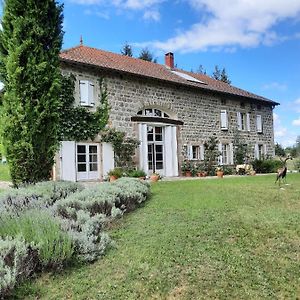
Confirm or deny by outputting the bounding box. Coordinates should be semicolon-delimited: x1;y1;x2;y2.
221;144;230;165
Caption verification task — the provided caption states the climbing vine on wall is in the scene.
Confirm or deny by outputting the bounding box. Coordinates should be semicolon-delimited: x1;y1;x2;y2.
101;128;140;169
58;74;109;141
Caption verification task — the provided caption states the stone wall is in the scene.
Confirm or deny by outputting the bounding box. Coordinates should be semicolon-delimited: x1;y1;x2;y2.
61;62;275;167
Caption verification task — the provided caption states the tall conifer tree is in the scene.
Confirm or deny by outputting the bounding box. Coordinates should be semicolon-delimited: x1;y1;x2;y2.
0;0;64;185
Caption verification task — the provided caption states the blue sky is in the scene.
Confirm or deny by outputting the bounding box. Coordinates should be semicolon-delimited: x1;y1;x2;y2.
3;0;300;147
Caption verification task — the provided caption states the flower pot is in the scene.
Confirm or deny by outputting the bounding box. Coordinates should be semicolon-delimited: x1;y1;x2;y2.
216;171;224;178
109;175;118;182
185;171;192;177
150;174;159;182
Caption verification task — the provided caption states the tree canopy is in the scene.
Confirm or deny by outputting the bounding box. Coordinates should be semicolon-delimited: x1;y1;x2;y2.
120;42;133;57
212;65;231;84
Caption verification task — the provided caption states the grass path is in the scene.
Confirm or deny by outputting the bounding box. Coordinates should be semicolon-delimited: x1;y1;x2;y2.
13;174;300;299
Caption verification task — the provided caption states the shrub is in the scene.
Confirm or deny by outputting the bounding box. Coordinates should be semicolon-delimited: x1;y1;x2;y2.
0;181;83;217
0;236;38;298
0;210;74;268
252;159;282;173
127;169;147;178
107;168;124;179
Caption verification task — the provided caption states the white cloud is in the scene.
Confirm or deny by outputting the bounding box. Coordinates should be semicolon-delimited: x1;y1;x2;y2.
292;118;300;126
143;10;160;21
147;0;300;52
262;82;287;92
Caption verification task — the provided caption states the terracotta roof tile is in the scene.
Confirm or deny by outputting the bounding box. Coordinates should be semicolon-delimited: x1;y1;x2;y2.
60;45;279;105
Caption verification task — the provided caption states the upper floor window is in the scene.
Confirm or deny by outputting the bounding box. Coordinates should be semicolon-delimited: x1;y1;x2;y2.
137;108;170;118
256;115;263;133
220;110;228;130
79;80;95;106
237;112;250;131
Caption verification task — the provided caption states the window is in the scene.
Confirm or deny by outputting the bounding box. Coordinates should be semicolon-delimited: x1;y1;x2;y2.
218;143;233;165
220;110;228;130
255;144;267;159
137;108;170;118
79;80;95;106
256;115;263;133
237;112;250;131
188;144;204;160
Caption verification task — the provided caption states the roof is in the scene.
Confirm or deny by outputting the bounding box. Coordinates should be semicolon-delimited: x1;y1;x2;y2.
60;45;279;106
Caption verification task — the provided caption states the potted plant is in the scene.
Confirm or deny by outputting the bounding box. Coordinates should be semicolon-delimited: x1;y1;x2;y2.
108;167;124;182
215;166;224;178
181;160;193;176
128;169;147;180
150;172;160;182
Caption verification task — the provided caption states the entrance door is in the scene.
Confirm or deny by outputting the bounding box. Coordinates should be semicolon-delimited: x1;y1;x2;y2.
147;126;164;174
76;144;99;180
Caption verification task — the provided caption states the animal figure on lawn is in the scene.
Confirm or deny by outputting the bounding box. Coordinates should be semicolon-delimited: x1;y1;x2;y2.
275;155;293;185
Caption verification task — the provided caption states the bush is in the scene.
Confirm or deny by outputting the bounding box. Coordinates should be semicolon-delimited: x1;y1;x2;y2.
0;236;38;298
127;169;147;178
0;181;83;217
252;159;282;173
53;178;150;261
0;210;74;268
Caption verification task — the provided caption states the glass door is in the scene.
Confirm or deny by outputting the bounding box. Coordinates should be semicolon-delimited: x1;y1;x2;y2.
76;144;99;180
147;126;164;174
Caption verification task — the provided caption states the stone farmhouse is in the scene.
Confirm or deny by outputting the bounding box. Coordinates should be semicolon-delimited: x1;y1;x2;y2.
56;44;279;181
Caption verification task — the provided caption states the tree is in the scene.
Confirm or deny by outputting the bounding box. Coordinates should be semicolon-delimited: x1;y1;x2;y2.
212;65;231;84
0;0;64;185
275;143;286;157
120;42;133;57
196;64;206;75
138;48;156;62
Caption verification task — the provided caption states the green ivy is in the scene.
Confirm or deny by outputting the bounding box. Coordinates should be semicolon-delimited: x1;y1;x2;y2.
101;128;140;169
58;74;109;141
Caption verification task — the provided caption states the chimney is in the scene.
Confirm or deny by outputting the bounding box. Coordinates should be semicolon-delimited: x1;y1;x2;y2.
165;52;174;69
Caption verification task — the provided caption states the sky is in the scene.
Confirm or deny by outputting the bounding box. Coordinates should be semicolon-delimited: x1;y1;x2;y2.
2;0;300;147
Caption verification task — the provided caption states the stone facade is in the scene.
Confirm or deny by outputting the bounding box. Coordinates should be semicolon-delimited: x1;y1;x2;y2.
61;61;275;171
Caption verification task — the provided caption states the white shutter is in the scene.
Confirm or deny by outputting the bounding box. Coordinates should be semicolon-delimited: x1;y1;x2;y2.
188;145;193;160
171;126;179;176
254;144;259;159
220;110;228;130
237;112;242;130
102;142;115;176
79;80;89;106
165;126;173;177
246;113;250;131
229;143;234;164
88;82;95;105
138;124;149;174
200;144;205;161
264;144;267;158
256;115;262;133
61;141;76;181
218;143;223;165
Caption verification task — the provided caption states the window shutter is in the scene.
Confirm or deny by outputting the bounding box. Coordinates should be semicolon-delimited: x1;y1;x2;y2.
88;82;95;105
218;143;223;165
256;115;262;133
79;80;89;106
237;112;242;130
246;113;250;131
188;145;193;160
220;110;228;130
263;144;267;158
200;144;204;161
254;144;259;159
229;143;234;164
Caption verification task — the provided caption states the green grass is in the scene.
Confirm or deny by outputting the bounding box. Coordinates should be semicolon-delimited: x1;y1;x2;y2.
0;163;10;181
13;174;300;299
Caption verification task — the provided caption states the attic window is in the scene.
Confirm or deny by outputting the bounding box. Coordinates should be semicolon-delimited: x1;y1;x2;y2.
171;71;206;84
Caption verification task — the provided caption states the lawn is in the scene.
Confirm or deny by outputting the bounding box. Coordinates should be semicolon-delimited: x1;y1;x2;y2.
13;174;300;299
0;163;10;181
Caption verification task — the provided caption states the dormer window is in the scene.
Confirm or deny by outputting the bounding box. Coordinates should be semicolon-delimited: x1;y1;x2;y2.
79;80;95;106
137;108;170;118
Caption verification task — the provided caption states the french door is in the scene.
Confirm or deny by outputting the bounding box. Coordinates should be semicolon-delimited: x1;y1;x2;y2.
147;126;164;174
76;144;99;180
